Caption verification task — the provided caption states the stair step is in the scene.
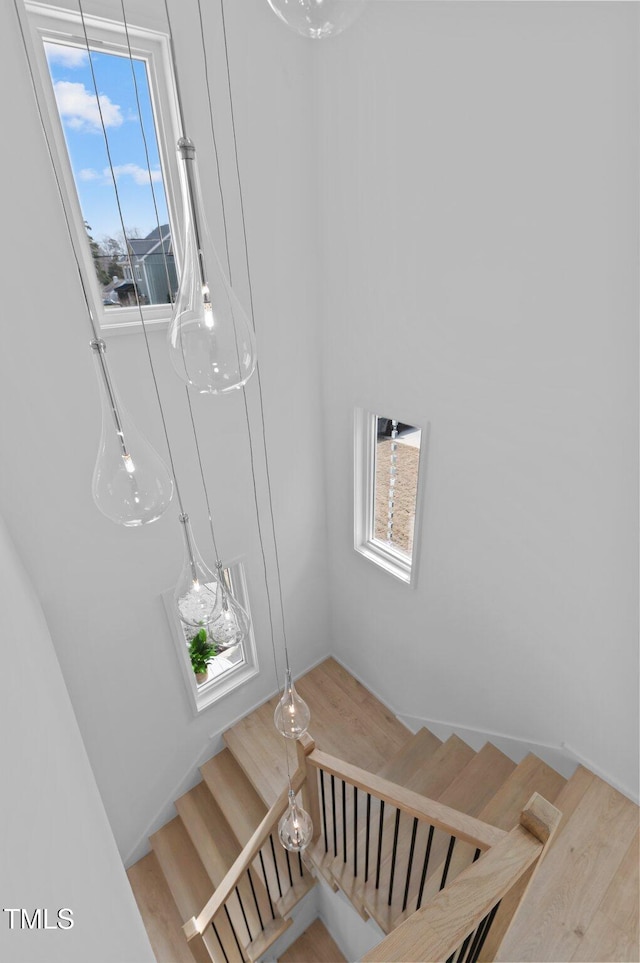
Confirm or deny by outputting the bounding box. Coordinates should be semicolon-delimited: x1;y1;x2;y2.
202;749;267;846
474;753;567;962
376;727;443;783
496;767;640;962
175;782;290;959
127;852;202;963
391;751;566;959
150;817;243;963
201;750;316;918
224;658;410;808
360;741;513;932
278;917;347;962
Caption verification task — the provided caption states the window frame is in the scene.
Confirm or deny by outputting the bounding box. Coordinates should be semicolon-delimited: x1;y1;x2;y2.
25;1;184;336
353;407;425;585
162;561;260;716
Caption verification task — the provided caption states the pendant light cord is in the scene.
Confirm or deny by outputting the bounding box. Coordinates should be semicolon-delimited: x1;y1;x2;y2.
119;0;223;567
218;0;292;676
162;0;284;694
76;0;189;519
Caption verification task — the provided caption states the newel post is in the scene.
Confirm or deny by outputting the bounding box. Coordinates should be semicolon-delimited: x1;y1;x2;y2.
296;732;321;844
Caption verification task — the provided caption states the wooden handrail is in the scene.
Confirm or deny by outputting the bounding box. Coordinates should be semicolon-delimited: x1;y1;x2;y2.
183;767;305;940
362;793;562;963
307;747;507;851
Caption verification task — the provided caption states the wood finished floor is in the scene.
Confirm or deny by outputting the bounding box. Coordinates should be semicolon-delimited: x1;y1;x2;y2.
278;919;347;963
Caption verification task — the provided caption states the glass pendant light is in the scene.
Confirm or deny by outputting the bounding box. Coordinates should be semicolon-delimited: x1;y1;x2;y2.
274;667;311;739
208;561;251;647
90;339;174;526
265;0;364;39
167;138;257;394
279;789;313;852
174;513;220;627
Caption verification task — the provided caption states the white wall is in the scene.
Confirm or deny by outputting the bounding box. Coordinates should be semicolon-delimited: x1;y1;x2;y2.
0;517;154;962
318;2;639;798
1;0;329;862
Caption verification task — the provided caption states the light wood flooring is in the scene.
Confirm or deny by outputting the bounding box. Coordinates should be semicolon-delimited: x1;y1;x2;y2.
128;658;639;963
278;919;347;963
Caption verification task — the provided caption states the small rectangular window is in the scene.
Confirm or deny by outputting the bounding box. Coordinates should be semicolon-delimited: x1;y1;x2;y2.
354;409;424;584
26;2;182;333
163;562;259;715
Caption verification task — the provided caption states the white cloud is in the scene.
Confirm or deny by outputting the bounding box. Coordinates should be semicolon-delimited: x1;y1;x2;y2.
79;168;100;181
44;43;88;69
111;164;163;185
53;80;123;132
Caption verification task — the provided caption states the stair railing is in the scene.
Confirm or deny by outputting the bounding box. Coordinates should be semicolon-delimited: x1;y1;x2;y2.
183;767;308;953
297;734;508;918
361;793;562;962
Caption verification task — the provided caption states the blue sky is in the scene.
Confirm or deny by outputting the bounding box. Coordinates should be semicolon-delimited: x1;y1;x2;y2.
45;41;170;246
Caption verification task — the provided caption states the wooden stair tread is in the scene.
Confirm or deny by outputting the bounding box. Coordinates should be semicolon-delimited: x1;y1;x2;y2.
127;852;201;963
439;743;516;816
150;818;241;963
478;752;567;831
402;734;476;797
496;767;640;962
360;741;512;932
278;918;347;962
150;817;215;920
376;727;443;783
175;781;290;956
224;658;410;808
202;749;268;847
176;782;242;884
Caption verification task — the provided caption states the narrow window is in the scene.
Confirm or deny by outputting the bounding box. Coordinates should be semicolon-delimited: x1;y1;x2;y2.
354;410;424;584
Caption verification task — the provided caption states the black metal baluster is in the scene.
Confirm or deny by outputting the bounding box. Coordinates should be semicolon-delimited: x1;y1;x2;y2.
445;953;456;963
463;922;484;963
375;800;385;889
387;808;401;906
473;848;481;862
246;868;264;932
269;834;283;899
223;905;244;959
298;851;304;878
258;849;276;920
468;902;501;963
402;816;419;912
416;824;435;910
331;775;337;858
284;848;294;887
342;779;347;863
320;769;329;855
364;793;372;883
439;835;457;890
211;920;230;963
455;929;474;963
235;886;252;943
353;786;358;878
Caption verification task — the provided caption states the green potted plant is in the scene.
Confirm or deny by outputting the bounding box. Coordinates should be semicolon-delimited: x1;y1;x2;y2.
188;628;217;685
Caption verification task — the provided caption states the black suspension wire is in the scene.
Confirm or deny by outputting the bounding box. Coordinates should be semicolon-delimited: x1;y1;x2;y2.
121;0;224;567
76;0;187;516
162;0;284;706
218;0;293;675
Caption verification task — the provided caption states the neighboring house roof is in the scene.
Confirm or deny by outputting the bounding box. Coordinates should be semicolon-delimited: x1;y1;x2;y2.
127;224;174;260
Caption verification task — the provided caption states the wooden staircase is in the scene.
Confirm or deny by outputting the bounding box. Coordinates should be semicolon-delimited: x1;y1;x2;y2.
128;658;639;963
